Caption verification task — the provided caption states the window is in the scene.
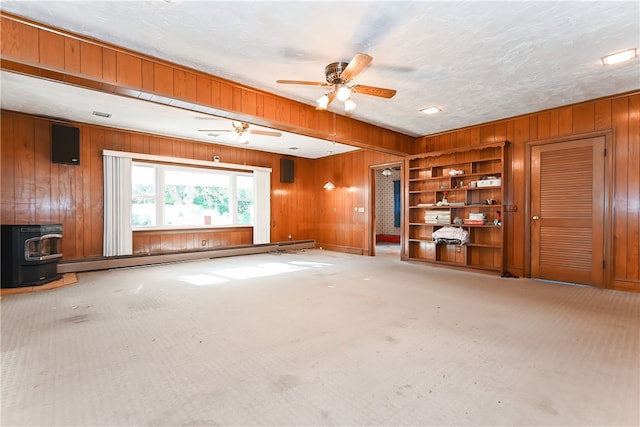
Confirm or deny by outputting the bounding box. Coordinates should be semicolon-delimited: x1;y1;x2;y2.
132;162;254;228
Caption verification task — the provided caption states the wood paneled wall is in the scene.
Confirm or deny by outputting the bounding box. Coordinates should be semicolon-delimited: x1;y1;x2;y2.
413;92;640;291
311;150;404;254
0;12;412;155
0;111;316;260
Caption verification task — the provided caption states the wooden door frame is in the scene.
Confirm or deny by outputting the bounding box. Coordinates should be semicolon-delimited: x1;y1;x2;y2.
524;130;615;287
368;161;404;257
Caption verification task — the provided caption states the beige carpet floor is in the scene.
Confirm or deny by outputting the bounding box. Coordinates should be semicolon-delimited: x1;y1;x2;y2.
1;248;639;426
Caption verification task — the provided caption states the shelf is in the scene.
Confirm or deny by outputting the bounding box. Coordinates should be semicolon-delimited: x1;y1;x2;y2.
410;204;502;209
409;171;502;181
404;141;509;274
412;223;502;228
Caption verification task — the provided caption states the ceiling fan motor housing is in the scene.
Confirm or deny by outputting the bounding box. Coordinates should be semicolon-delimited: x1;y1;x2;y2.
325;62;350;84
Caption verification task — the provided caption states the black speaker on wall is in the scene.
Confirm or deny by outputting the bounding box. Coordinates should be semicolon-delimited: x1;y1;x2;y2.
51;124;80;165
280;158;294;183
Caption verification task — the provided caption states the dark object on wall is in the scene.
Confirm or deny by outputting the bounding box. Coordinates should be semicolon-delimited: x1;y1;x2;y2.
280;158;294;183
51;124;80;165
1;224;63;288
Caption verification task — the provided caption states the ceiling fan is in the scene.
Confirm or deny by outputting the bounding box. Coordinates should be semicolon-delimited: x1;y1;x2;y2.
276;53;396;112
198;121;281;144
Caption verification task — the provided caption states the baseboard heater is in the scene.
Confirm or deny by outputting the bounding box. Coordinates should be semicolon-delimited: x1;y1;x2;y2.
58;240;316;273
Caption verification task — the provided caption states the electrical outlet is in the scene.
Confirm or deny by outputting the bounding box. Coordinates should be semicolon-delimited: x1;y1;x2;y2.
201;240;207;246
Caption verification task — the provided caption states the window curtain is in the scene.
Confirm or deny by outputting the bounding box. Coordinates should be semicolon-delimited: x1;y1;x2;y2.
393;179;401;228
253;170;271;244
103;155;133;256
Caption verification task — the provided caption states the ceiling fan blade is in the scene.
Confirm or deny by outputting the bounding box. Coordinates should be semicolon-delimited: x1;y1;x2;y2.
340;53;373;82
352;84;397;99
276;80;329;86
250;130;282;137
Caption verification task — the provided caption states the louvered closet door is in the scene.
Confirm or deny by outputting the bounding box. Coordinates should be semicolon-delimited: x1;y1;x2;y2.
530;137;605;286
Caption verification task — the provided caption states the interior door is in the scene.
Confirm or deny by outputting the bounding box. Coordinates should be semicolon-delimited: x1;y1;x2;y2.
530;137;606;286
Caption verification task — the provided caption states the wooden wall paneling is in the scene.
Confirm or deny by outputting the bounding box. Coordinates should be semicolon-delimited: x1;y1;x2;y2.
288;104;302;129
558;106;572;136
240;90;258;116
510;118;529;273
1;114;16;223
73;145;85;257
275;98;291;124
80;128;94;257
1;13;413;155
480;125;495;145
572;103;595;134
33;120;52;223
469;127;480;145
116;52;142;88
548;109;560;138
89;127;106;258
529;116;539;141
173;69;197;100
153;63;173;96
537;112;550;140
80;41;103;79
210;80;221;108
38;30;65;70
612;97;629;282
196;75;211;105
64;38;81;73
13;116;36;223
101;49;117;83
141;60;154;92
626;95;639;281
0;17;39;63
219;82;233;111
58;161;77;259
495;122;508;144
594;99;612;130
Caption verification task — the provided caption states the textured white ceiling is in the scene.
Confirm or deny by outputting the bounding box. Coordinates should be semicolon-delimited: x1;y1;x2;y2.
1;1;639;153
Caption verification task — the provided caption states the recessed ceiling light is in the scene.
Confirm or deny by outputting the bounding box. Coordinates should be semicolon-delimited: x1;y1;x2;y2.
602;48;637;65
92;111;111;118
288;147;300;150
420;106;441;115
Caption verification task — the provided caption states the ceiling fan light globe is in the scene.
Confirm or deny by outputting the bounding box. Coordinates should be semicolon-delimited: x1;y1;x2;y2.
316;94;330;109
238;132;250;144
344;99;357;112
336;85;351;102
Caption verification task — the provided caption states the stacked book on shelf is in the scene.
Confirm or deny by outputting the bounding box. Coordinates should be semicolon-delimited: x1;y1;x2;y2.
424;211;451;224
464;212;486;225
437;211;451;224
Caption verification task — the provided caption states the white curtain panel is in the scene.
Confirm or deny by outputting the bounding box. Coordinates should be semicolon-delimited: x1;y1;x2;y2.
253;170;271;244
103;155;133;256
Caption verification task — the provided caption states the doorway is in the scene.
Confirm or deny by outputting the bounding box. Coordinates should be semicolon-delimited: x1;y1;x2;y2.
370;162;403;257
526;134;611;287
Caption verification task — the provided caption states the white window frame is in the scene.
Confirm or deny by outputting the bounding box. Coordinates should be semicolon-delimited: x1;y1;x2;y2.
104;150;271;244
132;161;254;230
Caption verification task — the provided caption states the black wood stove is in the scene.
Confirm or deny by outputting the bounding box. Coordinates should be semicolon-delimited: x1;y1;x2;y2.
1;224;63;288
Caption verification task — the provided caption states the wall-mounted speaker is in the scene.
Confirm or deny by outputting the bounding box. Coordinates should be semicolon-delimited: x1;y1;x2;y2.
280;158;294;183
51;124;80;165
